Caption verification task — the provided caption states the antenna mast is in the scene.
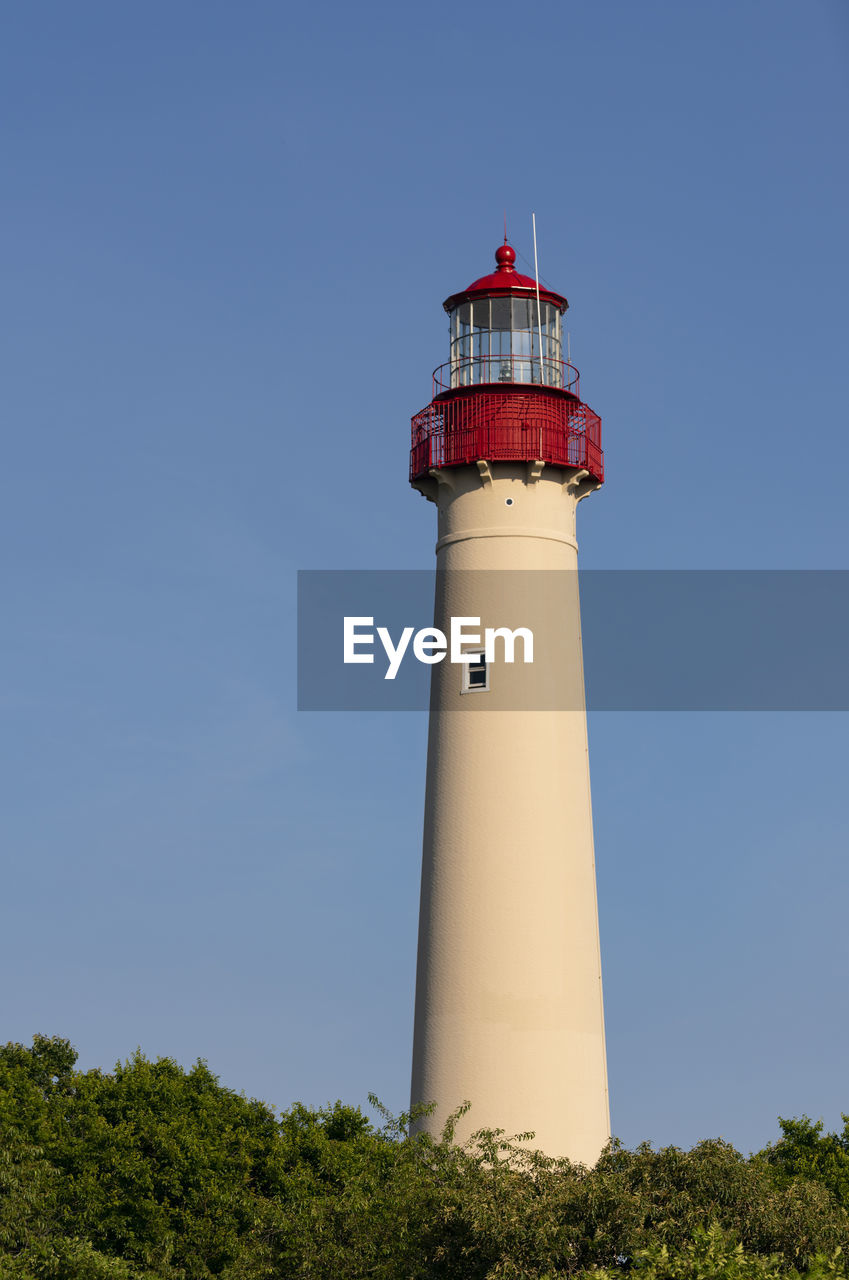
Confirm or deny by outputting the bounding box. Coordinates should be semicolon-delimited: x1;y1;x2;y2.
532;213;545;387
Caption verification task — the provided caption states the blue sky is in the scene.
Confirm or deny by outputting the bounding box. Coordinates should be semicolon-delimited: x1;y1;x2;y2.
1;0;847;1154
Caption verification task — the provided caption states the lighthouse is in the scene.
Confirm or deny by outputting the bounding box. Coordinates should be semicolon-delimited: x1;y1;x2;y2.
409;240;610;1165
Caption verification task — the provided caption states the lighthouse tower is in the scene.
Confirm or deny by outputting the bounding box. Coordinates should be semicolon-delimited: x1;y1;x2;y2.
409;241;609;1165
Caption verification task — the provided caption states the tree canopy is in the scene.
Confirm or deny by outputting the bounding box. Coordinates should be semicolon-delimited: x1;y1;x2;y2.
1;1034;847;1278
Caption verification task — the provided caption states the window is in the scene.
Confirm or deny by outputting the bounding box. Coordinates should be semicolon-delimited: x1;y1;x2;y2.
471;298;490;330
490;296;511;330
462;653;489;693
512;297;531;329
447;294;563;388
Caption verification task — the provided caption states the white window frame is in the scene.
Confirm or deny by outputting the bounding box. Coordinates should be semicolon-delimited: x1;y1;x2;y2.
461;651;490;694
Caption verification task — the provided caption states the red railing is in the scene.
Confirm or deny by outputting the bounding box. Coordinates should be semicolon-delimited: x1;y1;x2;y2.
432;356;581;396
410;389;603;484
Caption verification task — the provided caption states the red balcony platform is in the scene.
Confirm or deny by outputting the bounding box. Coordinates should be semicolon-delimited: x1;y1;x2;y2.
410;373;603;486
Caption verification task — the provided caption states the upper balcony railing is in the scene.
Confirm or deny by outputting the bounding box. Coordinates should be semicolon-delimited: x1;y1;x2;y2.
434;356;581;397
410;388;603;485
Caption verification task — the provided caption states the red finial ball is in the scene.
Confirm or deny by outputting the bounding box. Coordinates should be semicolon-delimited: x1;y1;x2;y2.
495;242;516;272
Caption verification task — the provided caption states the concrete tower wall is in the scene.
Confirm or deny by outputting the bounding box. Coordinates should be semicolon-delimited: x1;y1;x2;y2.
410;461;610;1166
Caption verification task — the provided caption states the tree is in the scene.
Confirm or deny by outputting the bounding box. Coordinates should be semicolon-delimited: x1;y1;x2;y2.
760;1116;849;1211
2;1035;849;1278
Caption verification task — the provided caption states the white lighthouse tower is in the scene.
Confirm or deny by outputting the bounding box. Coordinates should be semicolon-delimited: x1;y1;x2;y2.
409;240;609;1165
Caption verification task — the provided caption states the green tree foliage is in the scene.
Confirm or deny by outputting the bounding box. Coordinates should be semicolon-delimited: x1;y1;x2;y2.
590;1223;845;1280
760;1117;849;1209
1;1035;848;1279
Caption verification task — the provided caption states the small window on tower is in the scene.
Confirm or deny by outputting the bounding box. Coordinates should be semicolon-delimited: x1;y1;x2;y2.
462;653;489;693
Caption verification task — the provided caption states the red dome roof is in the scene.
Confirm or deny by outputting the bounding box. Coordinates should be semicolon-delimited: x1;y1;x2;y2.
443;242;568;314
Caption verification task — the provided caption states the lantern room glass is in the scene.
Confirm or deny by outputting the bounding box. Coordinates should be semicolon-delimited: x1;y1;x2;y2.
449;296;563;389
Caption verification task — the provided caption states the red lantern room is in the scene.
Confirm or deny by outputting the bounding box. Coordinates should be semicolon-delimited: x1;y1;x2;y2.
410;242;603;484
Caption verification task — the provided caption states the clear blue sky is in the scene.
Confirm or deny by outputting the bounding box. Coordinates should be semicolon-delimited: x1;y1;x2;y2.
1;0;847;1154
